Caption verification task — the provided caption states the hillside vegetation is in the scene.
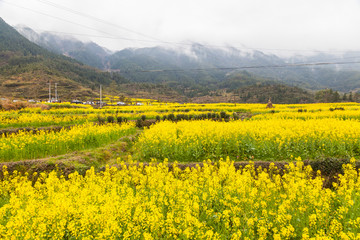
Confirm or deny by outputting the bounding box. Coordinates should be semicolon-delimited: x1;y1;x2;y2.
0;18;128;100
2;19;359;103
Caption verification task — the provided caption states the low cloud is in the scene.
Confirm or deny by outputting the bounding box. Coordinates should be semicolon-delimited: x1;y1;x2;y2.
1;0;360;56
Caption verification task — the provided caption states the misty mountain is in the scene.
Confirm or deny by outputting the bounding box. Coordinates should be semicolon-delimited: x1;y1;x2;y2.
15;26;285;73
0;18;127;100
0;17;316;104
14;25;360;93
108;45;360;92
109;44;285;71
106;44;293;99
15;25;111;69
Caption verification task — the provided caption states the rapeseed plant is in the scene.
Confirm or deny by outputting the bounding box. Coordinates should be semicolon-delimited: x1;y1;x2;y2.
136;119;360;161
0;122;135;161
0;158;359;239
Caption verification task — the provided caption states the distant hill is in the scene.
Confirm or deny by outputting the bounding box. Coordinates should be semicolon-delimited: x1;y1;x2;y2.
188;71;314;103
16;26;360;93
0;18;127;100
15;26;111;70
6;21;358;103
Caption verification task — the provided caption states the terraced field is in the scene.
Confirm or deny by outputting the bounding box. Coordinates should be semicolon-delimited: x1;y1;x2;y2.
1;101;360;239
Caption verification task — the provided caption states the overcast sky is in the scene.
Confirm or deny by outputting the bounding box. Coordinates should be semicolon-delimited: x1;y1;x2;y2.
1;0;360;56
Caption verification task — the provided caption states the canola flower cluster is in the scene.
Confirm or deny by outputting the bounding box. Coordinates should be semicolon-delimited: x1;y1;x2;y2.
97;102;360;115
0;112;93;129
252;109;360;121
0;105;232;129
2;102;360;129
0;158;360;239
2;102;360;163
136;119;360;162
0;122;135;161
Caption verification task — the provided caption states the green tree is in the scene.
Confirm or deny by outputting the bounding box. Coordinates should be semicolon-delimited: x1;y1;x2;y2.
315;89;341;103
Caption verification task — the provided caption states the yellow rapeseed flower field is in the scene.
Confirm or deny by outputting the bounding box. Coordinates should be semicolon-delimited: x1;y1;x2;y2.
0;122;135;161
2;102;359;128
135;118;360;161
1;102;360;238
0;159;360;239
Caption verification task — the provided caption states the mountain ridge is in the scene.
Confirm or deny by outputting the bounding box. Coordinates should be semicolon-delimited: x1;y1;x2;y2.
0;19;354;103
0;18;128;100
15;25;360;93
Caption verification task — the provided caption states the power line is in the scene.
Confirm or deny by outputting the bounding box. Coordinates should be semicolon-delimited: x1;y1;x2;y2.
3;0;188;49
24;29;360;58
30;29;170;44
7;2;360;67
2;1;121;39
31;0;360;54
34;0;164;43
287;55;360;64
4;2;360;73
120;60;360;73
19;28;360;71
4;0;360;54
33;29;360;57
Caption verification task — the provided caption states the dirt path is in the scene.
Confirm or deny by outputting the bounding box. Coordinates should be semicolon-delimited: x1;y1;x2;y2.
0;130;141;175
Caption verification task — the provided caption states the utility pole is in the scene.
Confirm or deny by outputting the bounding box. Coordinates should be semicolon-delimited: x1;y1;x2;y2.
48;82;51;103
55;83;58;101
100;84;102;108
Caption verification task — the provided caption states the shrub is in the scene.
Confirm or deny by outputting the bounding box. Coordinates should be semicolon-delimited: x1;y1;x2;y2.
107;116;115;123
220;111;226;119
233;112;240;120
97;116;106;124
117;116;123;123
168;114;175;121
136;119;143;128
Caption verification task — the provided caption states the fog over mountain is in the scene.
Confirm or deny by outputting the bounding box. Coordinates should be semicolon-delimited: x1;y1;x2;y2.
3;0;360;55
15;25;360;92
0;18;129;100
